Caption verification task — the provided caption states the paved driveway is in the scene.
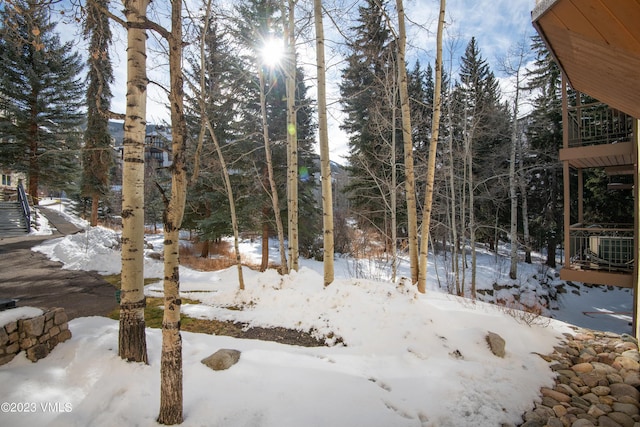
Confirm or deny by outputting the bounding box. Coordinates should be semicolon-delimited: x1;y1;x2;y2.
0;208;118;320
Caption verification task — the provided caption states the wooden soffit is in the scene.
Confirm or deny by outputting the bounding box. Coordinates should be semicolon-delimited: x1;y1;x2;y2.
559;141;634;169
532;0;640;119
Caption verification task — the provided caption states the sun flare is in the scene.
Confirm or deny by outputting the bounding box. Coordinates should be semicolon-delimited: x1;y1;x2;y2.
260;37;284;67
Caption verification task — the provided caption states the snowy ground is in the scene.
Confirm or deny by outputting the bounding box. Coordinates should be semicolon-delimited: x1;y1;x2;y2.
0;199;634;426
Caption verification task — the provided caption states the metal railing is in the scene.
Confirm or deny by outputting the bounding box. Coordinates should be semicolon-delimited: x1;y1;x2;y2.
568;223;634;272
567;101;634;147
17;181;30;233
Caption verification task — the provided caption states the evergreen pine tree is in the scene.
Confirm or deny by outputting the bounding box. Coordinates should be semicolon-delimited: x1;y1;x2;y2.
410;60;449;205
409;60;433;154
82;0;114;226
526;34;563;267
189;0;318;262
184;16;240;246
0;0;85;203
340;0;398;236
449;37;511;294
583;168;633;224
456;37;511;246
411;60;450;243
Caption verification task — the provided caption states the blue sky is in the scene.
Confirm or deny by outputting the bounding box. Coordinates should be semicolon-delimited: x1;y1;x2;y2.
322;0;538;160
434;0;536;70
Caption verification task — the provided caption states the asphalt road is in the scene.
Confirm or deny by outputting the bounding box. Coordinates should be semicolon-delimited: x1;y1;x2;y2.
0;208;118;320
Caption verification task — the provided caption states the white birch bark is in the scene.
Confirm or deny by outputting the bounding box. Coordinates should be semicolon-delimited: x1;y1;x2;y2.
314;0;334;286
509;102;519;280
391;83;397;283
469;137;477;299
519;145;532;263
506;40;527;279
259;69;288;274
417;0;446;293
158;0;187;422
118;0;149;365
283;0;299;272
394;0;419;284
447;101;460;294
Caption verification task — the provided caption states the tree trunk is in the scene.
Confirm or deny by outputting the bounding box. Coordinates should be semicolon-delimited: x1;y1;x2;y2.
508;46;525;280
158;0;187;422
258;69;287;274
469;142;477;299
391;77;397;283
200;240;210;258
91;194;99;226
493;209;499;255
460;125;468;297
284;0;299;273
448;116;460;295
464;114;476;298
203;118;245;289
119;0;149;365
394;0;419;285
546;168;558;268
203;117;245;289
516;57;530;267
261;205;269;272
28;118;39;204
313;0;334;286
509;114;518;279
519;163;532;264
158;224;183;426
417;0;446;293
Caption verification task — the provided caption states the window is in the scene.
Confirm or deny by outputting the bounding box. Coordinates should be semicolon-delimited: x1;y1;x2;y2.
1;175;10;186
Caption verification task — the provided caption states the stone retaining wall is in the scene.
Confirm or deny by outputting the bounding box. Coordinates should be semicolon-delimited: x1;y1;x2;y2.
519;329;640;427
0;307;71;365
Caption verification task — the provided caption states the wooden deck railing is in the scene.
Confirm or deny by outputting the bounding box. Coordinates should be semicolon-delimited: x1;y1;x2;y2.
567;101;634;147
568;223;634;272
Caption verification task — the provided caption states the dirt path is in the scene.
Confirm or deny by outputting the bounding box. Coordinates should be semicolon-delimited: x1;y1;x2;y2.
0;208;118;320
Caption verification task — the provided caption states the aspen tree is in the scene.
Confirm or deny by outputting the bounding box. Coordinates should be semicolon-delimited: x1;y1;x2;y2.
119;0;150;365
417;0;446;293
314;0;334;286
259;68;288;274
503;41;528;280
157;0;188;421
283;0;299;272
394;0;419;284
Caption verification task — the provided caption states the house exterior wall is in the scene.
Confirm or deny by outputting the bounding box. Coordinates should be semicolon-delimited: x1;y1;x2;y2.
0;170;27;201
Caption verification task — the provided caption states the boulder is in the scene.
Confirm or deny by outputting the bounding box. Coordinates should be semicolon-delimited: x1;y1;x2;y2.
201;349;241;371
486;331;506;358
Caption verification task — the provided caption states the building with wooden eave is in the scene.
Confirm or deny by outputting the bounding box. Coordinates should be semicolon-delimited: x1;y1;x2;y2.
532;0;640;338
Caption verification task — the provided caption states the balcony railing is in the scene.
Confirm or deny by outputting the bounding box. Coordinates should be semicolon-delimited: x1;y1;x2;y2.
568;223;634;272
567;101;634;147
